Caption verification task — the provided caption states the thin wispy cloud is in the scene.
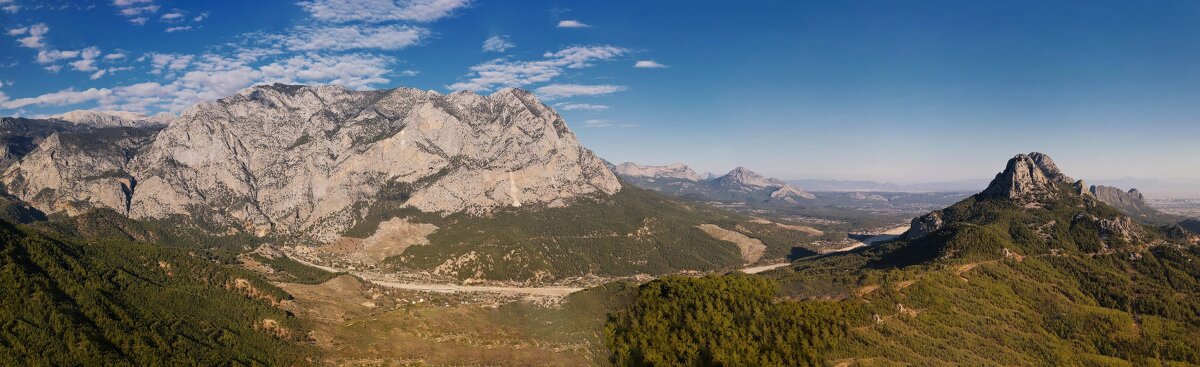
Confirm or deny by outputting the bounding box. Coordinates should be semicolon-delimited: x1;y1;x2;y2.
299;0;470;23
634;60;667;68
535;84;626;100
160;11;184;22
112;0;160;25
557;102;609;111
556;20;590;28
271;25;429;51
447;45;627;91
482;35;514;52
1;0;19;14
0;53;394;112
581;119;635;128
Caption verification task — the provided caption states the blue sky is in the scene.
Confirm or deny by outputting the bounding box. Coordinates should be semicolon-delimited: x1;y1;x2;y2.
1;0;1198;184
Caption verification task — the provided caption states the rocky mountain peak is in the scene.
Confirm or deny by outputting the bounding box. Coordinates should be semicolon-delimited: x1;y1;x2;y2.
614;162;702;181
980;152;1077;201
1091;185;1146;206
51;110;175;127
718;166;781;188
4;83;620;241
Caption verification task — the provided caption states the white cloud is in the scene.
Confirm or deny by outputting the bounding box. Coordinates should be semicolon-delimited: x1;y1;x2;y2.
556;20;589;28
104;52;127;60
634;60;667;68
399;69;419;76
147;53;193;74
112;0;159;24
556;102;609;111
36;49;79;64
0;0;18;12
544;45;625;68
482;35;514;52
165;26;192;32
90;69;107;80
119;5;159;16
580;119;634;128
274;25;428;51
113;0;153;6
299;0;470;23
16;23;49;49
447;45;627;92
1;51;394;113
6;27;27;36
160;11;183;22
534;84;626;100
0;87;114;109
193;11;209;22
69;47;102;71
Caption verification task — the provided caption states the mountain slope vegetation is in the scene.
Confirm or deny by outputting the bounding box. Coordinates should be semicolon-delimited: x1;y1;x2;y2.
0;219;312;365
606;153;1200;366
371;184;819;281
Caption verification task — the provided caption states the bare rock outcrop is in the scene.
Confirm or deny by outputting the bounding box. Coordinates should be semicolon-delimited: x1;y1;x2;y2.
614;162;702;181
1090;185;1150;211
981;152;1077;201
905;211;944;239
51;110;175;127
2;127;156;216
3;84;620;241
713;167;816;200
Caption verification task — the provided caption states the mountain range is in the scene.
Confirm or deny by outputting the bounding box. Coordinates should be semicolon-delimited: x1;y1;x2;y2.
614;162;816;204
3;83;1199;365
0;84;826;284
610;152;1200;365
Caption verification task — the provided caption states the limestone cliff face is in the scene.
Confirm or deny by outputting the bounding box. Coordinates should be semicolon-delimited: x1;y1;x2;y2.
3;84;620;241
1090;185;1149;212
614;162;703;181
980;152;1078;201
51;110;175;127
1;128;156;216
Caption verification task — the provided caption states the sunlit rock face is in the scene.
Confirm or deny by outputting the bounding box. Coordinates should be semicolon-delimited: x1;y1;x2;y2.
3;84;620;241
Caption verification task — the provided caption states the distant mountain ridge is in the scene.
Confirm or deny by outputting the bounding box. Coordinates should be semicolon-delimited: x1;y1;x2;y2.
50;110;176;128
614;162;702;181
786;178;989;193
614;162;815;204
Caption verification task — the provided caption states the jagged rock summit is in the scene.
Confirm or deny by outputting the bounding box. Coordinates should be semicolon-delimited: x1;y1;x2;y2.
614;162;703;181
3;83;620;241
714;167;816;200
51;110;175;127
906;152;1144;245
1090;185;1148;210
980;152;1082;202
714;166;782;188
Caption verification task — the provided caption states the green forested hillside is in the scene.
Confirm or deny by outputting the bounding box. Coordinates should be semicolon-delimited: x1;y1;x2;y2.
370;185;817;281
606;177;1200;366
606;275;864;366
0;220;312;365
